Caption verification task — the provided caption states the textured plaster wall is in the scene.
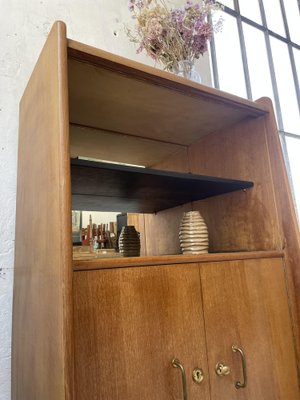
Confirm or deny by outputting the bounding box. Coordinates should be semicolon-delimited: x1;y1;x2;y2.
0;1;211;398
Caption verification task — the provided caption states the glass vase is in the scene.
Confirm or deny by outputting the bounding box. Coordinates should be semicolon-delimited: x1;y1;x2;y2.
172;60;201;83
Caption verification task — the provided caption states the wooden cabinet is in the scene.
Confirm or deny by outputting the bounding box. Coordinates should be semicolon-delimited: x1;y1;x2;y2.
73;264;210;400
201;258;299;400
73;256;299;400
12;21;300;400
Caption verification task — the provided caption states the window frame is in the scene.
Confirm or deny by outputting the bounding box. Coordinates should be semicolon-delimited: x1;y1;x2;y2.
210;0;300;216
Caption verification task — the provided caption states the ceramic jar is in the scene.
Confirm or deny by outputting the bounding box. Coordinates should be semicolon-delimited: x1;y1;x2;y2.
179;211;209;254
118;226;141;257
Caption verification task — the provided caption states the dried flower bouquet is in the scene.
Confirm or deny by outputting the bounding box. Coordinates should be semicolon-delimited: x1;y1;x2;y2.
127;0;223;71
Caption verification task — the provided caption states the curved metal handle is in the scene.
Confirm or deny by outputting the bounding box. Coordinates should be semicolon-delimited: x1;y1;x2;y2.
232;345;247;389
172;358;188;400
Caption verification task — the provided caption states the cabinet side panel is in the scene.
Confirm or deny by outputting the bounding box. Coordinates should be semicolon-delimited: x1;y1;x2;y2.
188;116;282;252
256;97;300;376
12;22;73;400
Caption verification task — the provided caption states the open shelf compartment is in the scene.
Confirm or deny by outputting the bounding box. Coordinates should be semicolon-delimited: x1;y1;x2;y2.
68;41;269;168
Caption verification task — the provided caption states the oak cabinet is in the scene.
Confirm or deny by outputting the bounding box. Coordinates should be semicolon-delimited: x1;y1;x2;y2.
73;257;299;400
73;264;210;400
201;258;298;400
12;21;300;400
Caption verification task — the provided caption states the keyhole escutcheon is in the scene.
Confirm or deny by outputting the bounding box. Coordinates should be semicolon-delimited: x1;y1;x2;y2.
192;367;204;384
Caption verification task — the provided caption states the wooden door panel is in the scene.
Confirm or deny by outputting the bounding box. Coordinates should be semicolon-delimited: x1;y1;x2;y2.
200;258;299;400
73;264;210;400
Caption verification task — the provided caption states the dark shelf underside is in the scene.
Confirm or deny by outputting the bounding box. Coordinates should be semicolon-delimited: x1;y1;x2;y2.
71;159;253;213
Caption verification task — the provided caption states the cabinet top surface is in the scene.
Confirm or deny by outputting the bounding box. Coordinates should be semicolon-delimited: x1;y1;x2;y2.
73;251;283;272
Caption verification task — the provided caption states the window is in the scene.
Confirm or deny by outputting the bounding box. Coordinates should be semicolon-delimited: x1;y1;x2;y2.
210;0;300;220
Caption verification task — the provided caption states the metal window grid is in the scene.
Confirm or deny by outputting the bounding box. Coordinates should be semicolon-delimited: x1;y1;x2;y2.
210;0;300;214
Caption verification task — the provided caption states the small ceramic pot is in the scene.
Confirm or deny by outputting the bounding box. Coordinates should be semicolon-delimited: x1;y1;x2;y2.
179;211;209;254
118;226;140;257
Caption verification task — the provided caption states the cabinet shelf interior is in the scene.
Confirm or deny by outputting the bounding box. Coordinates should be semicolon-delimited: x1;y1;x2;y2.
71;158;253;213
68;46;268;168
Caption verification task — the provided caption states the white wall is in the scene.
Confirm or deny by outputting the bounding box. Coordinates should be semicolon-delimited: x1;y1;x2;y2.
0;1;211;398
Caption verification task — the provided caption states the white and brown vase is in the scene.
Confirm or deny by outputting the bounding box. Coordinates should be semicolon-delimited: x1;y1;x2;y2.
118;226;141;257
179;211;209;254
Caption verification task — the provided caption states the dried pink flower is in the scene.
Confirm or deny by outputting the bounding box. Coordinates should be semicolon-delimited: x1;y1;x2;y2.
126;0;223;71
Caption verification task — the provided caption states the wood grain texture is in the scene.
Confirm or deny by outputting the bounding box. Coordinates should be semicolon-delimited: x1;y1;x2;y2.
72;251;284;271
142;148;193;256
141;115;281;256
70;123;185;168
67;54;268;171
73;264;210;400
67;39;268;116
188;116;282;253
200;258;300;400
151;147;190;173
143;203;193;255
12;21;73;400
256;97;300;373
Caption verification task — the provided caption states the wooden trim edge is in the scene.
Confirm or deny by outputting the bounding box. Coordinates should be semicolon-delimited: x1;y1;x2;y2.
73;251;284;271
56;21;74;400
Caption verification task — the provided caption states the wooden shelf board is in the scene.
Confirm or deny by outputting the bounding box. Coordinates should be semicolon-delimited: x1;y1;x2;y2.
71;158;253;213
73;251;284;271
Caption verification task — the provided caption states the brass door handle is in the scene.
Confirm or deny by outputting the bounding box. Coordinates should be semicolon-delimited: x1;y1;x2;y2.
172;358;188;400
232;345;247;389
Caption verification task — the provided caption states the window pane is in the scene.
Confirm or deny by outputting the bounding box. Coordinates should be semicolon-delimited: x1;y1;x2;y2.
271;37;300;134
286;136;300;220
293;48;300;83
214;12;247;97
239;0;262;24
243;23;274;103
283;0;300;44
263;0;286;37
220;0;234;8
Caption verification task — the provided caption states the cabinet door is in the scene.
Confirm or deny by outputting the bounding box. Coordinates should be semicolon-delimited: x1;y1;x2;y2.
73;264;210;400
200;258;299;400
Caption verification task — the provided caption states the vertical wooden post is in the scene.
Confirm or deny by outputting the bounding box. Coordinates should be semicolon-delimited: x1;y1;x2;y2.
12;21;73;400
